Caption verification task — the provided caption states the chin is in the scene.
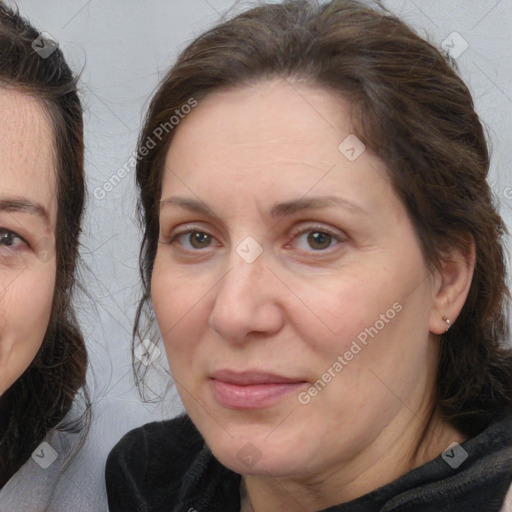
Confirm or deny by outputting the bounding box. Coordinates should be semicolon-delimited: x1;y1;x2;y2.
204;425;306;477
215;446;301;477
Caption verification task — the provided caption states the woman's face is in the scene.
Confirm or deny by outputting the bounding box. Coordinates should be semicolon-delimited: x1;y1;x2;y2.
152;79;447;479
0;90;57;395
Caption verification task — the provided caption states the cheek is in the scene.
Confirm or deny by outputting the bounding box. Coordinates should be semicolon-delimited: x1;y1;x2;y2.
294;264;433;416
151;260;208;371
0;264;56;394
287;262;430;402
285;269;397;358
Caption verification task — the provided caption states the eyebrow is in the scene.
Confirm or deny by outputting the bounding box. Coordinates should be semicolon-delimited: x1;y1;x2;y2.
160;195;368;219
270;196;367;218
0;197;50;225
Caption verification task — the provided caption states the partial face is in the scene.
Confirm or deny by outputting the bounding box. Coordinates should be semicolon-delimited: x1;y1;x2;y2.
0;89;57;395
152;80;441;478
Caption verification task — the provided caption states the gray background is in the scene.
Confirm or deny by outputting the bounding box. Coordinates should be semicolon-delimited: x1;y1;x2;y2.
3;1;512;510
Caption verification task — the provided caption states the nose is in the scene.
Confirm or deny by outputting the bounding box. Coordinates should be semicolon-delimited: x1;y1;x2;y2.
208;253;285;343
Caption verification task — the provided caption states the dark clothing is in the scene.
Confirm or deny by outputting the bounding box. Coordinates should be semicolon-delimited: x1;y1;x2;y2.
106;412;512;511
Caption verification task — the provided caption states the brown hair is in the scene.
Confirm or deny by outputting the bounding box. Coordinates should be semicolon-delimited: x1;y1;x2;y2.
0;3;87;486
134;0;512;437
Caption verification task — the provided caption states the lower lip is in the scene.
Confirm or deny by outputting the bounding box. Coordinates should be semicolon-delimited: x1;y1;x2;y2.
211;379;306;409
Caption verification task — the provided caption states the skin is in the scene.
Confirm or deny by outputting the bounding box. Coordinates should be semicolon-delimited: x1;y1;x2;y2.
151;79;475;511
0;89;57;396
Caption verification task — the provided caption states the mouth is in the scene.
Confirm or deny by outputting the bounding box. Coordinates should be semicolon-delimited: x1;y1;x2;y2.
209;369;308;409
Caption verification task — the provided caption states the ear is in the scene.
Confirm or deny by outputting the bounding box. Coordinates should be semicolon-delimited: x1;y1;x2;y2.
429;236;476;335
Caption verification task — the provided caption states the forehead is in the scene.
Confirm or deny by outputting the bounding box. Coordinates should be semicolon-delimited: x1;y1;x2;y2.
162;80;390;204
167;80;349;158
0;88;57;222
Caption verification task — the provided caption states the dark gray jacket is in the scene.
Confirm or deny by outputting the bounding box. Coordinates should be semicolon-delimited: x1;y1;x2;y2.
106;412;512;511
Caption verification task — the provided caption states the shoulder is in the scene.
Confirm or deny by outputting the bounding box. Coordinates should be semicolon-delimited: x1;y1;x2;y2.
107;413;203;464
105;414;205;511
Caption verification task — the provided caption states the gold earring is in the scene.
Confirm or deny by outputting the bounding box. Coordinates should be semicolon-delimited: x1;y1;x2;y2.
442;315;451;332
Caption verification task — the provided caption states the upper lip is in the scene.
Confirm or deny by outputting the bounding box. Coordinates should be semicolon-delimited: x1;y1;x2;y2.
210;369;306;385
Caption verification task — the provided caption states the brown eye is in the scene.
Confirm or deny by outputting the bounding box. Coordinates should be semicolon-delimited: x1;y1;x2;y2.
187;231;213;249
290;226;343;253
307;231;332;250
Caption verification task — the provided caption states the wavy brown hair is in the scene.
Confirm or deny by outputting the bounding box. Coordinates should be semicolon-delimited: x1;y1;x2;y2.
0;3;87;487
133;0;512;437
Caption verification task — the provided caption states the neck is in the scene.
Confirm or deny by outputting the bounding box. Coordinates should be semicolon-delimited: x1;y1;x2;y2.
240;408;466;512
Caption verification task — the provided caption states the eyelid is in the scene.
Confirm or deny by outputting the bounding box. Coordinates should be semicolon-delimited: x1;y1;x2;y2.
164;223;210;238
290;222;343;235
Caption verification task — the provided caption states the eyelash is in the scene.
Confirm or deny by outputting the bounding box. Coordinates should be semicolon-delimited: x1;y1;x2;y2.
164;223;345;254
